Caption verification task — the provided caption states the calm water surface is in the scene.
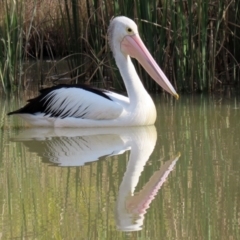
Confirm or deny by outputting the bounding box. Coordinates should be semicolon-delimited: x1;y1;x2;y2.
0;91;240;239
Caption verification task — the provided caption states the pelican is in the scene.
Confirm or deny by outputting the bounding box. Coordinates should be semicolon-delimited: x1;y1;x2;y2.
8;16;178;127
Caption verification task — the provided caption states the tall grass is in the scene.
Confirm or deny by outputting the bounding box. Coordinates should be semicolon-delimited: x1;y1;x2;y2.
0;0;240;93
0;1;23;92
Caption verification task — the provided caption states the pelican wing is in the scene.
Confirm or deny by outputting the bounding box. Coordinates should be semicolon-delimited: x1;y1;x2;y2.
105;91;129;106
9;85;124;120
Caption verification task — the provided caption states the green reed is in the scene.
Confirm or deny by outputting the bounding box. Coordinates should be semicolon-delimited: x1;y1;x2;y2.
0;0;239;93
0;1;23;92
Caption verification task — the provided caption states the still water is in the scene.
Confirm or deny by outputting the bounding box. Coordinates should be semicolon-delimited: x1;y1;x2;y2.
0;90;240;239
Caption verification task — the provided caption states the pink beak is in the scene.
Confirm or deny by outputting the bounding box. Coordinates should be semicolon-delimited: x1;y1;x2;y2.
121;34;179;99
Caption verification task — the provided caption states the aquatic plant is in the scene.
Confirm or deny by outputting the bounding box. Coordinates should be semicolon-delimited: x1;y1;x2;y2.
0;0;239;93
0;1;23;92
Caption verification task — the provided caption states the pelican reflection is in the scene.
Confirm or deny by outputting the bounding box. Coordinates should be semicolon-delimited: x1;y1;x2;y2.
116;152;180;231
11;126;180;231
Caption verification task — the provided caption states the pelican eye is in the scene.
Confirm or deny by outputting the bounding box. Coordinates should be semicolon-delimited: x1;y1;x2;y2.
127;28;132;33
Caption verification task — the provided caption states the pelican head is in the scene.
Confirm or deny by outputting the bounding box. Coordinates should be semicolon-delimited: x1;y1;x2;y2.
108;16;179;99
108;17;138;56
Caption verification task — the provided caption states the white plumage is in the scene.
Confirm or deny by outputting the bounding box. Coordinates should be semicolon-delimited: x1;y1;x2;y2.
42;88;124;120
8;16;178;127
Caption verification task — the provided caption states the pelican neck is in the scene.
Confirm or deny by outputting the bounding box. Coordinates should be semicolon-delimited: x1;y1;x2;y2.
115;54;149;102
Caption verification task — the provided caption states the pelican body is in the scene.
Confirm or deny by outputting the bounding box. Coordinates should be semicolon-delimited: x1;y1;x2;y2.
8;16;178;127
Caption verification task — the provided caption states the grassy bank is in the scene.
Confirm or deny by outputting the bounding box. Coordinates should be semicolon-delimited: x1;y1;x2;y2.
0;0;240;93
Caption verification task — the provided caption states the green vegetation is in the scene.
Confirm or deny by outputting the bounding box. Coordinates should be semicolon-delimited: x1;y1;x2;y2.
0;0;240;93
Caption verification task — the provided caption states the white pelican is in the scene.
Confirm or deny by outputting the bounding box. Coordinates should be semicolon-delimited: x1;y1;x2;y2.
8;16;179;127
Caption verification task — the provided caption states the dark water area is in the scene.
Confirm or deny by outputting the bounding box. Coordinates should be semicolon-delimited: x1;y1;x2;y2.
0;90;240;239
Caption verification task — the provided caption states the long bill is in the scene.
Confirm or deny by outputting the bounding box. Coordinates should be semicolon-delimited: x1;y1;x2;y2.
121;34;179;99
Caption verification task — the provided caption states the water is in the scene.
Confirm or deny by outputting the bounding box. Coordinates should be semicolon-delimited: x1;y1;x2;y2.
0;91;240;239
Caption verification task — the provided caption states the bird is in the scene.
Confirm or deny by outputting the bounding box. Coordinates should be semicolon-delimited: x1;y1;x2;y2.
8;16;179;127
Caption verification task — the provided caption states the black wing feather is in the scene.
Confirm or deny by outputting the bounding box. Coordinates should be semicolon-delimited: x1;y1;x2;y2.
8;84;112;117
